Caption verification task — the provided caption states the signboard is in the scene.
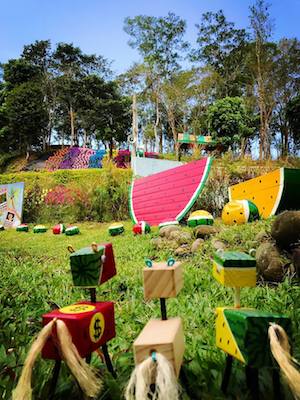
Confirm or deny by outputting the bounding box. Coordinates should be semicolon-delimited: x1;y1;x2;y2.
0;182;25;228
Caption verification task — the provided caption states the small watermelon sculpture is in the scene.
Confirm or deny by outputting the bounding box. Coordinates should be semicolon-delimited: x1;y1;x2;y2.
222;200;260;225
158;220;179;229
33;225;47;233
108;223;124;236
133;221;151;235
52;224;66;234
187;210;214;227
70;244;106;287
16;224;28;232
65;226;80;236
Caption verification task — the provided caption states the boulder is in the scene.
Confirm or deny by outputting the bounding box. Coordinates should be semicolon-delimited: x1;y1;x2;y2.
211;239;227;252
191;239;204;253
169;230;192;244
271;211;300;250
159;225;181;239
194;225;219;239
256;242;288;282
255;230;270;243
174;244;191;256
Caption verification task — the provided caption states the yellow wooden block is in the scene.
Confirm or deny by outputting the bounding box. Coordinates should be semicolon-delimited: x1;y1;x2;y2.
216;307;245;363
133;318;184;377
143;261;183;299
212;261;256;288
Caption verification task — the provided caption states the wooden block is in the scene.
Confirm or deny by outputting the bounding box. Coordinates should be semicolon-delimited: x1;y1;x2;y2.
143;261;183;299
212;251;256;288
216;307;291;368
133;318;184;377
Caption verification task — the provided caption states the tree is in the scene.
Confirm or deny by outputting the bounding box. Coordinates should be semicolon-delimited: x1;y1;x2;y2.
249;0;275;159
2;81;47;153
205;97;256;154
124;13;188;153
286;95;300;152
272;38;300;156
53;42;110;145
21;40;57;149
193;10;250;97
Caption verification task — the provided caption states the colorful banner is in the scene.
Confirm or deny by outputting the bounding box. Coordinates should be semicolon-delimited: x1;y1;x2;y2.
0;182;24;228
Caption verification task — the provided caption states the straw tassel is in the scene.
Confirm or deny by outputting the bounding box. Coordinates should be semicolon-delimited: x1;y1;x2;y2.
269;323;300;399
125;353;179;400
12;319;101;400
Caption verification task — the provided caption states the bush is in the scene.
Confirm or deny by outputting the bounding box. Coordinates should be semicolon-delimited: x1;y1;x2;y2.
0;166;131;223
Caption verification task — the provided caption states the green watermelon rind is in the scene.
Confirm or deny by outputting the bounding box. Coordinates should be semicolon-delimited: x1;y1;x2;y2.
224;309;291;367
70;253;102;287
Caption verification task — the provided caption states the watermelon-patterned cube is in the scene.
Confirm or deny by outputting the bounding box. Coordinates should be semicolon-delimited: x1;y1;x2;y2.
16;224;28;232
70;243;116;287
42;301;115;360
212;251;256;288
65;226;80;236
33;225;47;233
216;307;291;368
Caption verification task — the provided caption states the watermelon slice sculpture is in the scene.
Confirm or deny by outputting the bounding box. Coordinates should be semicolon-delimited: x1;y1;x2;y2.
229;168;300;219
129;158;212;226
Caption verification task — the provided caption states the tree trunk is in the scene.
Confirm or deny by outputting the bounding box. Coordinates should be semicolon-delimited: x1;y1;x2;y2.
168;108;178;159
256;39;271;160
109;137;113;159
83;129;87;147
70;104;75;146
132;93;138;157
154;96;160;153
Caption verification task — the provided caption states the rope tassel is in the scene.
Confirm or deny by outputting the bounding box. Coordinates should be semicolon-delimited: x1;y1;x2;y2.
12;319;102;400
269;323;300;399
125;352;179;400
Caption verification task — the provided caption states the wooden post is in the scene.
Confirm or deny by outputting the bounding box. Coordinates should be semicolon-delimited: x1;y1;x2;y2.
132;93;138;158
234;287;241;308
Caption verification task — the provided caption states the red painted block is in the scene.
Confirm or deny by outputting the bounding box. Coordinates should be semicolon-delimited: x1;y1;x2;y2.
100;243;117;284
42;301;115;360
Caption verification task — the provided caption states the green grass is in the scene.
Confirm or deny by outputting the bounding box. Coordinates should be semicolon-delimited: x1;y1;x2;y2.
0;220;299;399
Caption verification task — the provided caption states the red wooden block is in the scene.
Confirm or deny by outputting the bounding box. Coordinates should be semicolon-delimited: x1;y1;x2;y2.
100;243;117;284
42;301;115;360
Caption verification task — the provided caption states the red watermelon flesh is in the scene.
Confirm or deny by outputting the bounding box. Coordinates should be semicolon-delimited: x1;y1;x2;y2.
130;158;212;226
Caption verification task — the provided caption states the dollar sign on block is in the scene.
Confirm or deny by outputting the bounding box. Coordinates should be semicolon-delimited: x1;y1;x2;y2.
42;301;115;360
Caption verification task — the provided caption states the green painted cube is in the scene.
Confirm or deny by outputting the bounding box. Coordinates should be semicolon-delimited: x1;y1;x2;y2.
221;308;291;368
70;246;105;287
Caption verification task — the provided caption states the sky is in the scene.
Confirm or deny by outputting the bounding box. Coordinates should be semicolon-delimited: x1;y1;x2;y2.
1;0;300;74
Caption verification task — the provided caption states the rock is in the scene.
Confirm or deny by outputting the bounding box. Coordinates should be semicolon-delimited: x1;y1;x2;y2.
191;239;204;253
174;244;191;256
150;237;178;250
169;230;192;244
255;230;270;242
271;211;300;250
150;237;164;250
159;225;181;239
256;242;288;282
211;239;227;251
194;225;219;239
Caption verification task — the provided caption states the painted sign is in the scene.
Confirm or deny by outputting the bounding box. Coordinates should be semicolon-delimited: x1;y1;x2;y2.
0;182;24;228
